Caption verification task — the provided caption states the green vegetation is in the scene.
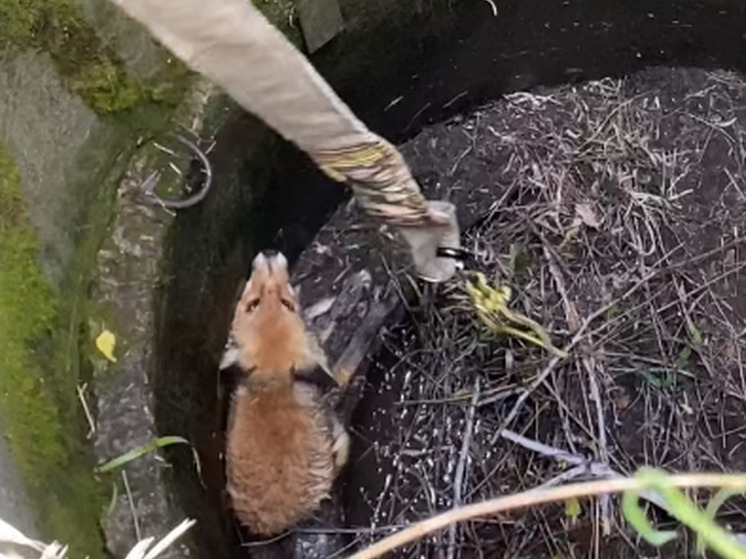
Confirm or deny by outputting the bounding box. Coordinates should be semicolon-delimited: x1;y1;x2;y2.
0;0;315;117
95;436;191;474
0;139;107;558
0;0;139;113
0;141;61;474
0;0;192;116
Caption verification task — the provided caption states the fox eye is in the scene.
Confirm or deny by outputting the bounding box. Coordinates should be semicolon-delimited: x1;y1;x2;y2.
245;299;260;312
280;299;295;312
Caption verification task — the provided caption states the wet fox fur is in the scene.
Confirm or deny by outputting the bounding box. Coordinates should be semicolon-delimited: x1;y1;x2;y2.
220;250;350;536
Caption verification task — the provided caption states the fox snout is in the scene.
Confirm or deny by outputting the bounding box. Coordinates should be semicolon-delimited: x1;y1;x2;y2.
222;249;316;373
252;250;288;273
246;250;294;301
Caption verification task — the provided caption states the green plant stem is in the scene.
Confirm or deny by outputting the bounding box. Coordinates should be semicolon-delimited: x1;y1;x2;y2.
346;472;746;559
624;468;746;559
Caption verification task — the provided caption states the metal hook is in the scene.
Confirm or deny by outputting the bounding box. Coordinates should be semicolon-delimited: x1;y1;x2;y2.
140;133;213;210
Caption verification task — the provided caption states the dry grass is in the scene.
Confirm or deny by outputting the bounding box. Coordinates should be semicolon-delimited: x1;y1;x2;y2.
0;516;195;559
348;67;746;558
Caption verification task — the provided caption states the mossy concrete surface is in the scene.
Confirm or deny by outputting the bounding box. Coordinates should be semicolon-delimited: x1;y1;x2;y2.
0;0;200;556
0;0;314;555
89;141;188;559
0;0;193;115
0;138;107;556
0;0;140;114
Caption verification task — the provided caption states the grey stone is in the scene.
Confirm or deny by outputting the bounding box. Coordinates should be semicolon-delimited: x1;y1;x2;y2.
297;0;345;54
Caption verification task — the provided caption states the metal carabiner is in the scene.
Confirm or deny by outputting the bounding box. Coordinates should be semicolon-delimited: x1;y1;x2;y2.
436;246;480;272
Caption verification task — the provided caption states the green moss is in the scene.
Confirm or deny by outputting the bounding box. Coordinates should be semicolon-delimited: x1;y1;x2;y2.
0;0;192;116
0;0;309;116
0;0;38;45
0;139;107;558
0;0;141;114
71;60;142;114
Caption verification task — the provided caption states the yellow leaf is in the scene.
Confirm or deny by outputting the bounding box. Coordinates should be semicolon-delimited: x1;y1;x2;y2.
565;497;581;520
96;330;117;363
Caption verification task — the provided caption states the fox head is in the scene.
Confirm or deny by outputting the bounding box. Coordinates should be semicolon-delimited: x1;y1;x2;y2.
220;251;327;377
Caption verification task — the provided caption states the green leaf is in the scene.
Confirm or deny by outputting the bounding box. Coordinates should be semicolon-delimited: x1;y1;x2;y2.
677;345;692;366
565;497;582;520
641;368;676;389
690;325;703;348
508;244;530;275
605;303;619;321
626;468;746;559
106;482;119;517
95;435;190;474
696;488;743;555
623;490;677;546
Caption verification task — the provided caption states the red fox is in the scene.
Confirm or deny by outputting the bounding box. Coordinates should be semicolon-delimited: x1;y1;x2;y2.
221;251;350;536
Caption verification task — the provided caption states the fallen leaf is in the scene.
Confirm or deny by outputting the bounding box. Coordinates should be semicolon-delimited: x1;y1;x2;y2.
689;324;703;347
565;497;582;520
575;203;601;229
567;301;582;332
96;330;117;363
560;225;580;249
614;391;632;411
605;303;620;321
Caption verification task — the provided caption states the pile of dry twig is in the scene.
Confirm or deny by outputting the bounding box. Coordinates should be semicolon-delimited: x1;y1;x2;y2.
349;67;746;558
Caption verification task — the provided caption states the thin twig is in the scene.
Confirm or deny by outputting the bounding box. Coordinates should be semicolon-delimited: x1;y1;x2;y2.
500;429;670;511
500;429;586;466
491;250;693;444
76;383;96;439
584;354;612;534
122;470;141;541
446;381;480;559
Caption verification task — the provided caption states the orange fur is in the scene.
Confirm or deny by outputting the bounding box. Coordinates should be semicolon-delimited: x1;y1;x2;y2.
229;251;327;375
224;251;349;536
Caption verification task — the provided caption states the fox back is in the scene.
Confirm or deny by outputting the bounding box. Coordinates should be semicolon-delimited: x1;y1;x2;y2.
222;251;349;536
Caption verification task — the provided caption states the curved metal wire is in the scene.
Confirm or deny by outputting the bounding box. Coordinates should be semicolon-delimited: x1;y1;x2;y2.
140;134;213;210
